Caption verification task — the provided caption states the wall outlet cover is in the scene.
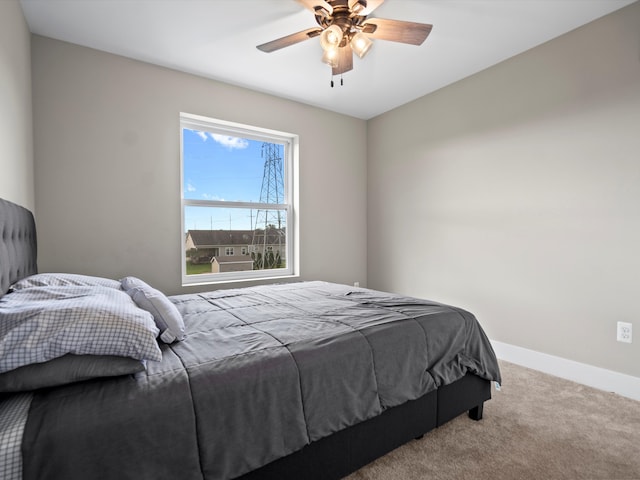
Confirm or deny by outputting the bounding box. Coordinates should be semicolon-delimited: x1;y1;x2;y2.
617;322;632;343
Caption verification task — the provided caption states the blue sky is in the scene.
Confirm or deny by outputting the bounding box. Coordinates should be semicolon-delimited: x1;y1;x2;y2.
183;128;284;231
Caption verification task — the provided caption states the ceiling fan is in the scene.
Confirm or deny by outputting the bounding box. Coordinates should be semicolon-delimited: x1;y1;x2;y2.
257;0;433;83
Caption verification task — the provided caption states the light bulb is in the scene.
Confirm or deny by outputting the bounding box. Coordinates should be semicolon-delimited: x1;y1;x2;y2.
321;46;339;67
350;32;373;58
320;25;343;51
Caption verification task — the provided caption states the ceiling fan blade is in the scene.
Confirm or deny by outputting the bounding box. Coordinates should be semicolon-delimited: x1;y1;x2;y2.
295;0;333;15
332;44;353;75
257;27;322;53
350;0;384;16
362;18;432;45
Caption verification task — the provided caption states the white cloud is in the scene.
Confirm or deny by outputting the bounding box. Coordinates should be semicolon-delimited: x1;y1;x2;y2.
210;133;249;150
189;129;248;149
195;131;207;141
186;183;196;192
202;193;224;201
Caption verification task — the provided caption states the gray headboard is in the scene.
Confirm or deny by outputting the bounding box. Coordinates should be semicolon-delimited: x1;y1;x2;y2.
0;198;38;297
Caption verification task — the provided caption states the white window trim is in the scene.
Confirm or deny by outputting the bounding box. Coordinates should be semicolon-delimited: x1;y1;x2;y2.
180;112;299;286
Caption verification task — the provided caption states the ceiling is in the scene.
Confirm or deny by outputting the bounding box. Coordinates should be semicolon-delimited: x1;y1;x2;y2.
20;0;637;120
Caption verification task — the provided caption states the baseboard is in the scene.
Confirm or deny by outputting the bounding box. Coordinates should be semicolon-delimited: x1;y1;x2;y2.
490;340;640;402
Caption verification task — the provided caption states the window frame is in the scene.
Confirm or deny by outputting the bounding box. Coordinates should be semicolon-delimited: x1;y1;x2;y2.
180;112;299;286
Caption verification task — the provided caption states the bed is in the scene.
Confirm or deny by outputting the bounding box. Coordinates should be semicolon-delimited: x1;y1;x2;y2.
0;197;501;480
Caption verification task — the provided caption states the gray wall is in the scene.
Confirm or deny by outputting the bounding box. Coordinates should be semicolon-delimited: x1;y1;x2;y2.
0;0;34;210
367;2;640;378
31;36;367;295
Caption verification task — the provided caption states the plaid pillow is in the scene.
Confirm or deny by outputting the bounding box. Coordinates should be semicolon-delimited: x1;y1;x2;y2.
121;277;185;344
0;286;162;373
11;273;121;291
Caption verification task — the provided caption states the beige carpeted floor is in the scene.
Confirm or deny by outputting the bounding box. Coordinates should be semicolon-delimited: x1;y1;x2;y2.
346;361;640;480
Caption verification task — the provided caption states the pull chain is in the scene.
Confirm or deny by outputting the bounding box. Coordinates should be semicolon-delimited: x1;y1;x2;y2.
330;75;345;88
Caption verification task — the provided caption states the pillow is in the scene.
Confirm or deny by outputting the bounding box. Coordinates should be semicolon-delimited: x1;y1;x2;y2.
11;273;121;291
0;285;162;374
0;354;145;393
121;276;185;343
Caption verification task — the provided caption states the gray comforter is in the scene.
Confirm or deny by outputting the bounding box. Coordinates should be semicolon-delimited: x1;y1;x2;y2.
22;281;501;480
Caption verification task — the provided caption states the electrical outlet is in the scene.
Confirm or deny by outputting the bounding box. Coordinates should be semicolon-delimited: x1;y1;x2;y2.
353;281;360;288
617;322;632;343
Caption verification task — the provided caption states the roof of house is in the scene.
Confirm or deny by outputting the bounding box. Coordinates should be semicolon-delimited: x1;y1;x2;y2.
187;229;284;247
211;255;253;264
188;230;253;247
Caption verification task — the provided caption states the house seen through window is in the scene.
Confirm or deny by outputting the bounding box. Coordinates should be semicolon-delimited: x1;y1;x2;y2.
181;113;298;285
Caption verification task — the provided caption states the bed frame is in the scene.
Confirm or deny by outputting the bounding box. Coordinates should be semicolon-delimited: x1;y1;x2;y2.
0;197;491;480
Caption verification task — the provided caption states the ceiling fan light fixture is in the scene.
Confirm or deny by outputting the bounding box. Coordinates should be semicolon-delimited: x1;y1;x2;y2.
350;32;373;58
350;1;365;15
256;0;434;86
321;46;339;67
320;24;343;51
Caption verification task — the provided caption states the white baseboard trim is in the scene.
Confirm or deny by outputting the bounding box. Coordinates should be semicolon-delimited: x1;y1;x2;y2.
490;340;640;402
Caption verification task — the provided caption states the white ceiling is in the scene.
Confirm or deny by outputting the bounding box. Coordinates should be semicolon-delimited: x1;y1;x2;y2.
20;0;636;119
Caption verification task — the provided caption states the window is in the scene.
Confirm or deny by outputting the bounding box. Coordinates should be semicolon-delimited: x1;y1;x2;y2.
181;113;298;285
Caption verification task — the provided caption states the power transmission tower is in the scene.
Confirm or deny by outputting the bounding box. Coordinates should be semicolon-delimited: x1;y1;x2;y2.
252;143;285;269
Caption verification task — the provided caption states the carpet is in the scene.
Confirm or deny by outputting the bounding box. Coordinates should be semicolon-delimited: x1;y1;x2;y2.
346;361;640;480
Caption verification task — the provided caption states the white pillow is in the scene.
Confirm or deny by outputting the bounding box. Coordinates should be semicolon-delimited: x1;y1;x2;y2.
11;273;121;291
121;277;185;343
0;286;162;373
